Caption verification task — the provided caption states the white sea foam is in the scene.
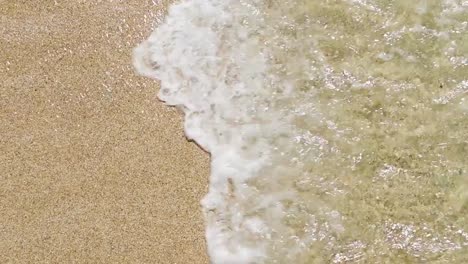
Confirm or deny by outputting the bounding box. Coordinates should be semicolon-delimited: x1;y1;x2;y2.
135;1;277;262
135;0;468;263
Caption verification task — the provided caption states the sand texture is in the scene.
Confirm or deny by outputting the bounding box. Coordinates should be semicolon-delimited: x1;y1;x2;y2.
0;1;209;263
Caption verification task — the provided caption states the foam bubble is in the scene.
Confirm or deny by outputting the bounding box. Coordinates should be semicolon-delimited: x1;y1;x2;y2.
135;0;275;262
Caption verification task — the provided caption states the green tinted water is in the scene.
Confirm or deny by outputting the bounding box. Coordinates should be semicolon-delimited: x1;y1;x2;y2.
245;0;467;262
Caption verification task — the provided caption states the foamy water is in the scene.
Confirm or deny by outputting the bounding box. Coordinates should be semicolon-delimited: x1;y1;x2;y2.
134;0;468;263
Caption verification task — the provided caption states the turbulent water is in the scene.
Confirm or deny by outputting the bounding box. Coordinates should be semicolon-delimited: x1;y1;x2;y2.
134;0;468;263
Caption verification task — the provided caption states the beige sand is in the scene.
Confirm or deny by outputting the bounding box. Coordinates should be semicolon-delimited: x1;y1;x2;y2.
0;1;209;263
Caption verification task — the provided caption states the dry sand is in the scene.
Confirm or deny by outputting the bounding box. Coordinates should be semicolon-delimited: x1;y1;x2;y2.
0;1;209;263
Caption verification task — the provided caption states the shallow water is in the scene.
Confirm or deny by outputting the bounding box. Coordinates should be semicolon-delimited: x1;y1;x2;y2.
135;0;468;263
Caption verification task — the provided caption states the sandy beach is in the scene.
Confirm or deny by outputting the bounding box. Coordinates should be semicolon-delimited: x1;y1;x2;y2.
0;1;209;263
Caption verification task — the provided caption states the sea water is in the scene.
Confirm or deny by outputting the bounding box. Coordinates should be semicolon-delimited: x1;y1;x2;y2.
134;0;468;263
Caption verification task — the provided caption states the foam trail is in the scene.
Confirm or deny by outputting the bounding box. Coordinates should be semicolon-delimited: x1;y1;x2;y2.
135;1;274;262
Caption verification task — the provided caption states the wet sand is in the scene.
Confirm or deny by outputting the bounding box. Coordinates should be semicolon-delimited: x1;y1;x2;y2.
0;1;209;263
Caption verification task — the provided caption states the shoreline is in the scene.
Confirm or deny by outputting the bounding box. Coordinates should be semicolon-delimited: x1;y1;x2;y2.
0;1;209;263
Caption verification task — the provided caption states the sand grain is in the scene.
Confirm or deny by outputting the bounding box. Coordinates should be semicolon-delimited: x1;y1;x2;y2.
0;1;209;263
